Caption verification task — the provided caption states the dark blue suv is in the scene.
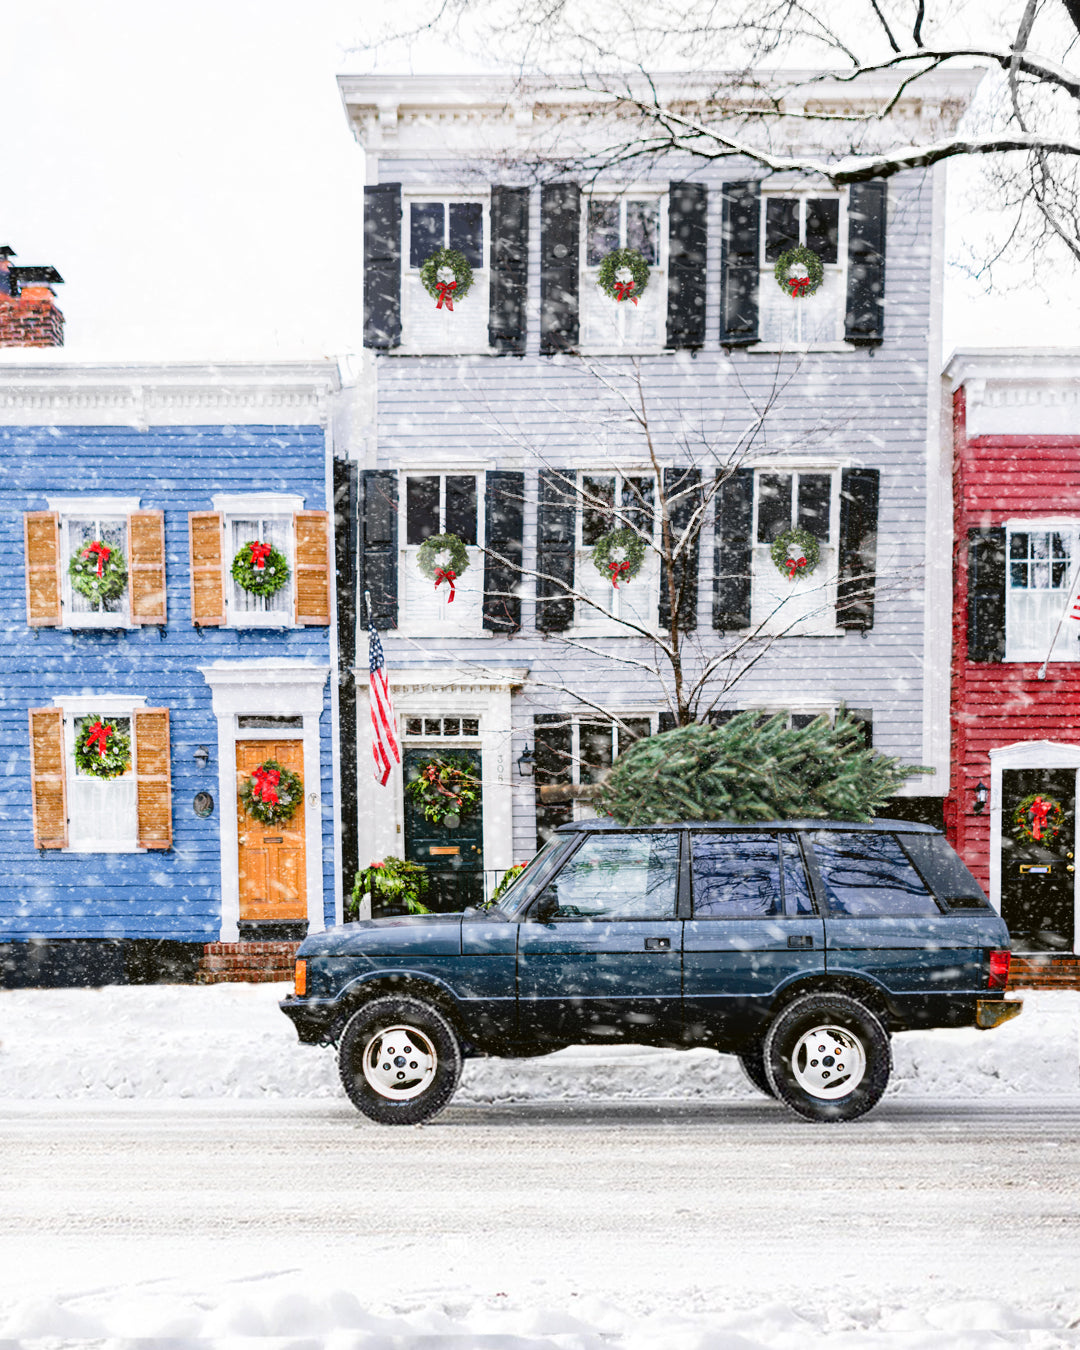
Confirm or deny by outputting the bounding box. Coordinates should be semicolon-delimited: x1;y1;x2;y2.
281;819;1021;1124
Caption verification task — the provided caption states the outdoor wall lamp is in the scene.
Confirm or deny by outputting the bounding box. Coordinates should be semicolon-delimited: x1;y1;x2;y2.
193;745;211;769
973;781;989;814
517;745;536;777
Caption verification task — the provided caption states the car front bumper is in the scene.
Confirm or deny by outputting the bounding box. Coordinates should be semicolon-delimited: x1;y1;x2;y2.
975;998;1023;1030
279;995;338;1044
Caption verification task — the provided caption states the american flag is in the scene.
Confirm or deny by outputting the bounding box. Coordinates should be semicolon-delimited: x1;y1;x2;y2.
368;621;400;786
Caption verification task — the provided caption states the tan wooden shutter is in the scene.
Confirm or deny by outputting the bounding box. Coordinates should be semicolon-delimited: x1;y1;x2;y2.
189;511;225;626
293;510;332;625
135;708;172;850
128;510;167;625
24;512;61;627
28;707;68;849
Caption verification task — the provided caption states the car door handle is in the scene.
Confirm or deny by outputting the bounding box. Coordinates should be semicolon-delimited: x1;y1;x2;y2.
787;935;813;949
644;937;671;950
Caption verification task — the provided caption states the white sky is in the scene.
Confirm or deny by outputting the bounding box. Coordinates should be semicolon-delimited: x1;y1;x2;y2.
3;0;1079;365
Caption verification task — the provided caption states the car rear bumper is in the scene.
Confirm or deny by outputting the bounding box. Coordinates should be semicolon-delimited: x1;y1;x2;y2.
975;998;1023;1030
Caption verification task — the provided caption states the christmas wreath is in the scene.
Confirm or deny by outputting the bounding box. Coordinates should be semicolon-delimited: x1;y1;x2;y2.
416;532;470;602
1013;793;1065;845
405;753;481;827
597;248;651;305
420;247;474;310
591;526;647;589
231;540;290;599
773;245;825;298
240;759;304;826
769;528;821;580
74;715;131;780
68;540;128;607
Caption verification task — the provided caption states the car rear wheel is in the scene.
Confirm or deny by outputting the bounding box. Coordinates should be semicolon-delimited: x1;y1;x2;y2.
338;996;463;1125
737;1041;776;1099
763;993;891;1123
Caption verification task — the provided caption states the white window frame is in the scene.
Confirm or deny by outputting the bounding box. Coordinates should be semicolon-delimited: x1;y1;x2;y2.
547;713;658;823
397;470;486;637
758;189;848;348
400;190;491;354
213;492;303;630
571;468;661;637
47;495;140;630
1004;519;1080;663
580;189;668;352
52;693;147;853
749;465;843;637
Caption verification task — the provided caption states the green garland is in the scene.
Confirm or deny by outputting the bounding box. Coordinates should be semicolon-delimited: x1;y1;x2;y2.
69;540;128;607
74;715;131;780
774;245;825;298
240;758;304;826
231;540;290;599
591;526;647;588
416;533;470;579
769;528;821;580
1013;793;1065;845
405;753;482;826
348;856;431;920
597;248;651;303
420;247;474;306
489;861;528;905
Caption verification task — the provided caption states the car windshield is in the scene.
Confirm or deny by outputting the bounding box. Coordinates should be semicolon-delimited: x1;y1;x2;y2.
487;834;579;916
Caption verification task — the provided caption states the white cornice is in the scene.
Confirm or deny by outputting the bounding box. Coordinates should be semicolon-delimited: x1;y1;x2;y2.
0;360;342;428
944;348;1080;438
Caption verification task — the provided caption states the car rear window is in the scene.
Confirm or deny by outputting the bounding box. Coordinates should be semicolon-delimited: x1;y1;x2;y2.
809;831;942;917
895;833;990;909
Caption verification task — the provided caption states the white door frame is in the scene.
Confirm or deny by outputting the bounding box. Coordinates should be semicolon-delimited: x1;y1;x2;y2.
988;739;1080;953
199;659;330;941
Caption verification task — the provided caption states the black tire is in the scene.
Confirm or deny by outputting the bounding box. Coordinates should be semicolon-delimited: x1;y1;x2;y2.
338;996;463;1125
763;993;891;1123
737;1041;776;1099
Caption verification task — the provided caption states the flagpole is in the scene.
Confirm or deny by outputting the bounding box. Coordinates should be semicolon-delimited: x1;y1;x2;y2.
1037;558;1080;681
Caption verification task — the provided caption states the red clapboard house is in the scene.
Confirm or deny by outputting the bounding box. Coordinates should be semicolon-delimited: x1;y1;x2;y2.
946;351;1080;987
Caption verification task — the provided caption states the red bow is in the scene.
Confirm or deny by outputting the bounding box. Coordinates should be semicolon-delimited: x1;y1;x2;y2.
608;559;632;588
249;541;272;571
435;566;457;601
82;541;112;577
85;721;112;757
1028;796;1052;841
435;280;457;311
251;766;281;805
423;764;463;806
785;556;808;579
787;276;812;298
613;280;639;305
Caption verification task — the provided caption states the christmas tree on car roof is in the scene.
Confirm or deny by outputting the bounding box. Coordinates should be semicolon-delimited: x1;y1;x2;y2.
596;709;928;827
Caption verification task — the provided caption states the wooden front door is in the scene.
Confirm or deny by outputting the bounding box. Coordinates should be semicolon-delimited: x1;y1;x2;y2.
236;739;306;922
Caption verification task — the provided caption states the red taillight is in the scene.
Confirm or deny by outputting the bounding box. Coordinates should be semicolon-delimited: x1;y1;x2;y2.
988;949;1010;990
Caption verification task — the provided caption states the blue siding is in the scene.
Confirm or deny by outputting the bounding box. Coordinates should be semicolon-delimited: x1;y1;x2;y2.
0;424;335;942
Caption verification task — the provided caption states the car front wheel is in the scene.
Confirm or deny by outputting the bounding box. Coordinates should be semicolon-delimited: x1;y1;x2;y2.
763;993;891;1123
338;996;463;1125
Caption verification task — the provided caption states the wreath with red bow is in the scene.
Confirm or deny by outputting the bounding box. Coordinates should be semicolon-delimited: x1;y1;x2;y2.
591;526;646;589
416;532;470;603
231;540;290;598
74;715;132;780
1013;793;1065;845
769;528;821;580
773;245;825;298
597;248;651;304
405;753;481;826
419;247;474;310
68;539;128;607
240;759;304;826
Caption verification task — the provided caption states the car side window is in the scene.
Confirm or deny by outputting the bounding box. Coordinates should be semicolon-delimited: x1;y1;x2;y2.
539;832;678;920
809;831;942;917
779;834;816;915
691;833;781;917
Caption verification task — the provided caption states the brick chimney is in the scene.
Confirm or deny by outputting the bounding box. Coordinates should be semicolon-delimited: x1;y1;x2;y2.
0;247;64;347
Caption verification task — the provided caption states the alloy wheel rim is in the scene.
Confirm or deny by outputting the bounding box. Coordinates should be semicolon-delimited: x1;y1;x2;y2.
362;1023;438;1100
790;1023;867;1099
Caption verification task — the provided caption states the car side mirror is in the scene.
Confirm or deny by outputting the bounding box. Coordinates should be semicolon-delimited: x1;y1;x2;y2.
533;891;558;923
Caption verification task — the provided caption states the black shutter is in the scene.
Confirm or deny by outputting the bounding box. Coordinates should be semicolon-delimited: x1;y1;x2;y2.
363;184;401;350
967;527;1007;663
836;468;880;631
845;182;887;345
720;181;760;345
489;186;529;355
658;711;678;733
659;467;702;631
713;467;754;629
666;182;707;350
333;459;359;892
534;713;574;842
536;469;576;632
483;470;524;632
540;183;580;354
360;470;398;630
848;708;874;749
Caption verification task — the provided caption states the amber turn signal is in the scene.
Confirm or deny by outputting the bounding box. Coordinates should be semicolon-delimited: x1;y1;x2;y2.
294;959;307;997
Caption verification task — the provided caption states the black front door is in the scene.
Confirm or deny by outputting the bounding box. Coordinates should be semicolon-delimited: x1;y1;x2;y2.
403;747;484;912
1000;768;1075;951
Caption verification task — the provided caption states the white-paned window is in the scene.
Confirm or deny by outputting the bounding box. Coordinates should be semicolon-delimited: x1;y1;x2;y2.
51;496;140;628
751;469;841;635
400;472;484;634
580;194;667;349
62;698;144;851
1006;524;1080;662
534;714;655;837
574;471;659;634
402;195;489;352
758;194;846;345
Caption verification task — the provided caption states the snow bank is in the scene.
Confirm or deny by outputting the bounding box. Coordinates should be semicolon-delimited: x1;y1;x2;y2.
0;981;1074;1101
